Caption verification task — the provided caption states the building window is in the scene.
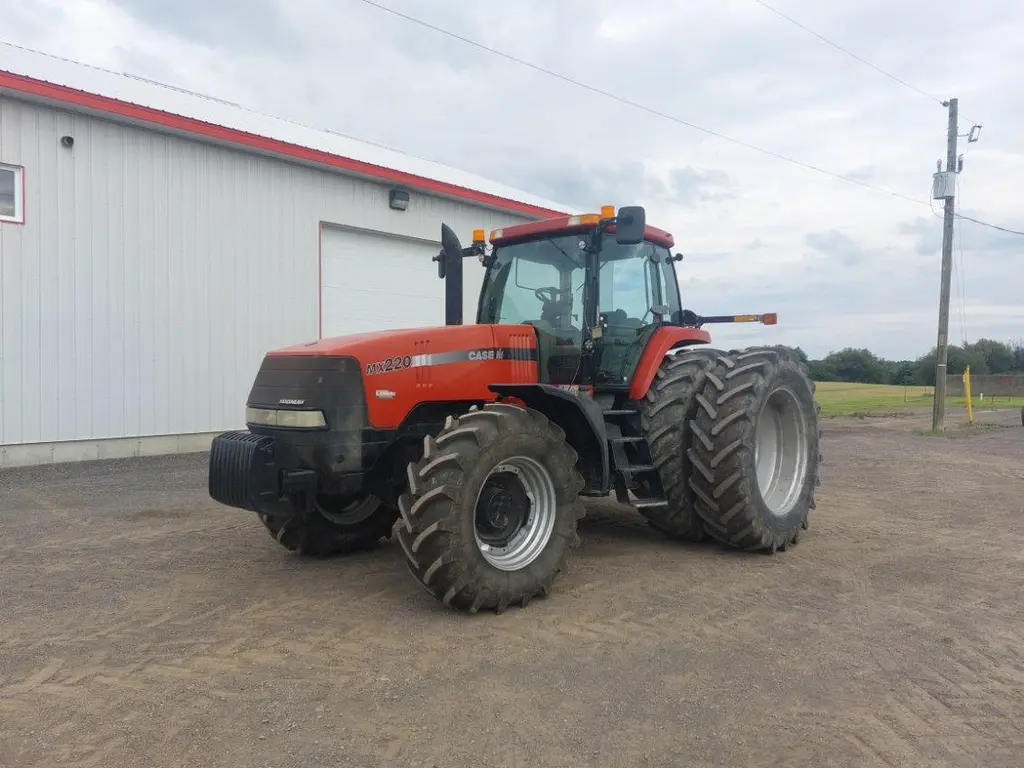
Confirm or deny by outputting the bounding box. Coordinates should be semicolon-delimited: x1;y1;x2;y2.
0;163;24;224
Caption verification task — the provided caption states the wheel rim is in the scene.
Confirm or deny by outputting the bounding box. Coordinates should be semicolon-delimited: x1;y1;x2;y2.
473;455;557;572
754;387;809;518
316;495;380;525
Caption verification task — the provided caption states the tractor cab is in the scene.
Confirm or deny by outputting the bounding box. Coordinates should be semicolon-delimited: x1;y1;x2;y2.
437;205;690;392
477;214;684;389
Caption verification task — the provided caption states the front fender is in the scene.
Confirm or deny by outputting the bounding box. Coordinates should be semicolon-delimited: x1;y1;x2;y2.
488;383;609;495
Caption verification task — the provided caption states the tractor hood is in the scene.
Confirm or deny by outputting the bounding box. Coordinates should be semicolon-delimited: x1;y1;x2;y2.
262;324;541;430
267;324;527;361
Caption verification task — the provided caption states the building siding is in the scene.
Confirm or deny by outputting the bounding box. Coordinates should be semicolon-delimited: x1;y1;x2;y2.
0;95;533;446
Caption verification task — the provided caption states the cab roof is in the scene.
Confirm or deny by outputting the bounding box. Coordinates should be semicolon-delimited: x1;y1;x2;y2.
487;212;675;249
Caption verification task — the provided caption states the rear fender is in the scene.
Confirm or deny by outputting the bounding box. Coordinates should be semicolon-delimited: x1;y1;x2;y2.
628;326;712;399
488;383;609;495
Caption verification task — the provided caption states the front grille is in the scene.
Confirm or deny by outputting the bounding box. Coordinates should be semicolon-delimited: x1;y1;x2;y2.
247;354;366;434
208;430;278;511
247;355;359;404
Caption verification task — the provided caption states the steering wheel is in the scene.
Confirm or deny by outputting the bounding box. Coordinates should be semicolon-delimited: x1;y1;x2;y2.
534;286;563;303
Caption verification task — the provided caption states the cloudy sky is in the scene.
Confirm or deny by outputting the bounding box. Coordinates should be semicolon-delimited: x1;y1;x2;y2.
5;0;1022;359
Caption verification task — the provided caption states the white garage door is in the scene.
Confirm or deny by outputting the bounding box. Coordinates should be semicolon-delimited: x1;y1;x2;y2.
320;225;486;337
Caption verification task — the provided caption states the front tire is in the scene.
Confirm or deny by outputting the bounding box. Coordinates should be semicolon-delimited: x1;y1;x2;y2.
687;346;822;552
397;403;586;614
260;494;399;557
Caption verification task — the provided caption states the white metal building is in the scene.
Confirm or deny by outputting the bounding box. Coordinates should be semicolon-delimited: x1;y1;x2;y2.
0;44;571;467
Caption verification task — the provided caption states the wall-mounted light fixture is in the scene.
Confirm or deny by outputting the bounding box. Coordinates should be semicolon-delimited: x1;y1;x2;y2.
60;135;75;148
389;188;410;211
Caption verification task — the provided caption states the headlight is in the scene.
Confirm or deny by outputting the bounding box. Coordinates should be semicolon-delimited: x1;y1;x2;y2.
245;407;327;429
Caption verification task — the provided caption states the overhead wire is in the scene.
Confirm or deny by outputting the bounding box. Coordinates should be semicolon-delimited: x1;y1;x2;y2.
354;0;926;207
355;0;1024;237
949;213;1024;236
750;0;980;125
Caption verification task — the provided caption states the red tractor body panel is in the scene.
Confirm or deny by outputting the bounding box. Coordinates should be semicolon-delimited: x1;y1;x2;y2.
268;324;540;429
627;326;712;399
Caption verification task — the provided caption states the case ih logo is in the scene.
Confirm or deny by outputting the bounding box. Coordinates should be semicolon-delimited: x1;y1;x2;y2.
468;348;505;361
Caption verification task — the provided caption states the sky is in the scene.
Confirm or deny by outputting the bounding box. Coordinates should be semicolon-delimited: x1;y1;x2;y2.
4;0;1023;360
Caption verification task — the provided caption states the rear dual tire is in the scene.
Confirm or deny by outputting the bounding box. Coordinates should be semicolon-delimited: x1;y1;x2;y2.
687;346;822;551
396;403;585;614
637;344;821;552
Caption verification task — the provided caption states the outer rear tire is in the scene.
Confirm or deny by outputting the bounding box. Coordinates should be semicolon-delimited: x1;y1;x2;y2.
260;495;399;557
636;345;724;542
687;346;822;552
397;403;586;614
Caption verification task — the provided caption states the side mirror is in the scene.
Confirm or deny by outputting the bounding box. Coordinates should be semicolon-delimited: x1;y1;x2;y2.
614;205;646;245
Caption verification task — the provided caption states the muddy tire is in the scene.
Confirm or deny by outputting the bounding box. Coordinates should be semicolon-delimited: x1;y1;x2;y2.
260;494;399;557
396;403;586;614
687;346;822;552
636;346;725;542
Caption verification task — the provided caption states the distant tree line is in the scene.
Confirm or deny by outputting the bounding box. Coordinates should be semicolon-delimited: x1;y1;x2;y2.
777;338;1024;386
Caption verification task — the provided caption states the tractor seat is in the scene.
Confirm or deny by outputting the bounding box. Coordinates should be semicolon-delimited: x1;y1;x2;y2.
603;309;646;334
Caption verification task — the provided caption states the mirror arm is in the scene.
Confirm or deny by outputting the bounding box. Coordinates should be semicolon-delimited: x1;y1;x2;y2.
434;242;487;279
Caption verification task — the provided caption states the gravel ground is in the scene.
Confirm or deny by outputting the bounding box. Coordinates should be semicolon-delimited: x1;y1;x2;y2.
1;409;1022;767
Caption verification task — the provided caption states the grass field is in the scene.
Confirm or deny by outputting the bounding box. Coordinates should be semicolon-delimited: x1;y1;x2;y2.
813;381;1024;417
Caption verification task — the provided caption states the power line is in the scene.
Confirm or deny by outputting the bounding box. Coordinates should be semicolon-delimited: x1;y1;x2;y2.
751;1;983;127
952;213;1024;236
929;188;1024;238
355;0;926;207
355;0;1024;235
751;2;942;105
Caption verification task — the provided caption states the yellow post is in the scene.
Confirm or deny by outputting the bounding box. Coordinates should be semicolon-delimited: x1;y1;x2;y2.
963;365;974;424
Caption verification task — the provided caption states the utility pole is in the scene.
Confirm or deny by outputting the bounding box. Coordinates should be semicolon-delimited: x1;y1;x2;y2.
930;97;958;433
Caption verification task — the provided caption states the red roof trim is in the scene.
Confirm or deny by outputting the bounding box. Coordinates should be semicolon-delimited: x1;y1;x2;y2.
0;70;567;220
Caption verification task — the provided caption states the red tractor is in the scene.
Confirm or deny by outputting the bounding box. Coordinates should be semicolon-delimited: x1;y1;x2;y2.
208;205;822;614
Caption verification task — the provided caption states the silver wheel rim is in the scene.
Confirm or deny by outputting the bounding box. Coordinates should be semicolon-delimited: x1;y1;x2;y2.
754;387;809;518
317;495;380;525
473;455;557;572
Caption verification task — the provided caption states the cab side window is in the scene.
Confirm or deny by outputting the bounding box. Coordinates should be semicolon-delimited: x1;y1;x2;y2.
599;243;659;331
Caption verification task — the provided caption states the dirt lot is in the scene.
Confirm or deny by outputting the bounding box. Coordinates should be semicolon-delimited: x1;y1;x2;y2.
2;408;1022;768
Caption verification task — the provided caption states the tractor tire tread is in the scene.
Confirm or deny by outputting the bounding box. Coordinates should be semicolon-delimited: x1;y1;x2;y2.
635;345;725;542
687;345;822;552
259;499;399;558
397;402;585;614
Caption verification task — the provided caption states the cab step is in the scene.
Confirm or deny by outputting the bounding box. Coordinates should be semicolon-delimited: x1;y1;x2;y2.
632;498;669;509
619;464;655;474
609;435;645;445
602;405;666;505
602;408;638;419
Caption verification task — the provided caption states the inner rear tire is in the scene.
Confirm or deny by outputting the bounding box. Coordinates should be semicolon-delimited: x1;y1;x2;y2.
260;494;399;557
636;346;724;542
687;346;822;552
397;403;585;614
